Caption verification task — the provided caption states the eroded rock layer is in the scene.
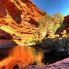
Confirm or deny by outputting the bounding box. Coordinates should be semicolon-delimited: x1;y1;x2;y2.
0;0;45;45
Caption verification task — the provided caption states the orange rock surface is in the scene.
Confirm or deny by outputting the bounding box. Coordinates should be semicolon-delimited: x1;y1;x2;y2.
0;0;45;45
0;0;45;68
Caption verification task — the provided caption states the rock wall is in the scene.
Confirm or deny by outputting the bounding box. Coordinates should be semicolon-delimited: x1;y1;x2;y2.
0;0;45;45
63;15;69;32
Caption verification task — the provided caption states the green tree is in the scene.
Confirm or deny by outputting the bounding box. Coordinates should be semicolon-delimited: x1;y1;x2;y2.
52;12;64;24
37;14;53;39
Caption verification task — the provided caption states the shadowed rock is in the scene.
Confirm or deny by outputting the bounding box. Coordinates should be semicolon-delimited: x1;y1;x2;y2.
0;29;18;48
41;37;69;53
0;29;12;39
0;40;17;48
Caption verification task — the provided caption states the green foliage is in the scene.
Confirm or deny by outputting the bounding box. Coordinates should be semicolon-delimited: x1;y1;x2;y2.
52;24;61;32
24;38;36;46
37;14;49;38
52;12;64;24
37;14;54;34
36;13;64;39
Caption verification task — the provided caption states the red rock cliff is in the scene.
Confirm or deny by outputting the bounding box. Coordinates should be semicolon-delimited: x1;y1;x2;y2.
0;0;45;45
63;15;69;32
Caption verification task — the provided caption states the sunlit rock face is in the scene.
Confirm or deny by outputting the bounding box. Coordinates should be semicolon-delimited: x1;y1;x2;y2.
0;0;45;23
0;0;45;46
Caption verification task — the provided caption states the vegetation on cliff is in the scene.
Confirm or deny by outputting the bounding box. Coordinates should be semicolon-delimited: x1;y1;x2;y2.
0;0;69;68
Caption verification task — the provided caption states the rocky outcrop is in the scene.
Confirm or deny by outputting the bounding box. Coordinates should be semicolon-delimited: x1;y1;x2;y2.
63;15;69;32
55;15;69;34
0;0;45;45
0;0;45;23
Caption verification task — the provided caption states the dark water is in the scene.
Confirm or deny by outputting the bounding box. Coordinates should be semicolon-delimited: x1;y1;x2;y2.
26;37;69;69
0;39;17;60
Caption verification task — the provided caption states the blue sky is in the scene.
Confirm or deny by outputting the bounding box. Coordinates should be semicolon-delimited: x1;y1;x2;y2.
32;0;69;16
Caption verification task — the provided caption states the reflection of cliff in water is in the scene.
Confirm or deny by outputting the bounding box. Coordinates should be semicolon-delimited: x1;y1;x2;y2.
35;37;69;64
0;29;17;61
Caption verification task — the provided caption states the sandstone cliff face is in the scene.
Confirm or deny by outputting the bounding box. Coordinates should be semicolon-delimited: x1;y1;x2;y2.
62;15;69;32
0;0;45;22
0;0;45;45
